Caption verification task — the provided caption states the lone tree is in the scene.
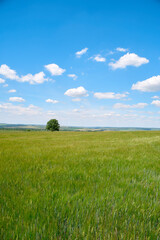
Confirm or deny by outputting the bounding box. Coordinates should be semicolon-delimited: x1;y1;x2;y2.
46;119;60;131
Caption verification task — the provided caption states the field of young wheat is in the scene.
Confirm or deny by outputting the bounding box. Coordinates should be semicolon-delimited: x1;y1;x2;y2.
0;131;160;239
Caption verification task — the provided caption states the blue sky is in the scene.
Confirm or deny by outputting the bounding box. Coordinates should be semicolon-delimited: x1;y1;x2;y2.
0;0;160;127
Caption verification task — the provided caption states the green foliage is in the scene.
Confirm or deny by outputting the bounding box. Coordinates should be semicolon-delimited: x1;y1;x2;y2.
0;131;160;239
46;119;60;131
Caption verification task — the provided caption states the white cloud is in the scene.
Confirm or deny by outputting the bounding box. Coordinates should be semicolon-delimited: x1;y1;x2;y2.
47;111;56;116
103;112;120;117
151;96;159;99
73;109;80;113
68;74;77;80
116;47;128;52
3;84;8;87
9;97;25;102
21;72;48;84
72;98;81;102
1;102;160;127
94;92;129;99
8;89;16;93
0;103;41;116
132;75;160;92
0;78;5;83
93;55;106;62
0;64;50;84
151;100;160;107
109;53;149;70
64;86;88;97
45;63;66;76
114;103;148;109
75;48;88;58
45;99;59;104
0;64;52;85
108;51;114;55
0;64;19;80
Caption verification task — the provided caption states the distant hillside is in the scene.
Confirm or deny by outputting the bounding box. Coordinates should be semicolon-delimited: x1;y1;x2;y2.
0;124;45;131
0;124;160;131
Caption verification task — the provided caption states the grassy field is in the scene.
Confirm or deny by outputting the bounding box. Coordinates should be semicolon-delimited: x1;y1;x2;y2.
0;131;160;239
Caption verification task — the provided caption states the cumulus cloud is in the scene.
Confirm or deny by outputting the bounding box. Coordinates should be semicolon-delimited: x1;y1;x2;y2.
0;64;19;79
0;64;49;84
68;74;77;80
75;48;88;58
114;103;148;109
109;53;149;70
151;100;160;107
9;97;25;102
132;75;160;92
0;78;5;83
8;89;16;93
94;92;129;99
21;72;48;84
45;63;65;76
93;55;106;62
45;99;59;104
3;84;8;87
64;86;88;97
116;47;128;52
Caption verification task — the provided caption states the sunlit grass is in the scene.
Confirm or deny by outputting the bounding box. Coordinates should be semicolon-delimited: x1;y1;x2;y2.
0;131;160;239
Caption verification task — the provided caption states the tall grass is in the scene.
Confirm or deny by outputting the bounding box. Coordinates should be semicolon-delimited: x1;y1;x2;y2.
0;131;160;239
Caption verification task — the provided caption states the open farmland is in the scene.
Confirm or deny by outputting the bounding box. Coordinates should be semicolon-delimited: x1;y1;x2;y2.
0;131;160;239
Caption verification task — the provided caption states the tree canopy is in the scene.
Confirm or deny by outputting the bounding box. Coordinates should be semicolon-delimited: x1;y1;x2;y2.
46;119;60;131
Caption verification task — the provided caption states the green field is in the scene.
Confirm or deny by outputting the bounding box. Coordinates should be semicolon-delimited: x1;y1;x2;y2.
0;131;160;239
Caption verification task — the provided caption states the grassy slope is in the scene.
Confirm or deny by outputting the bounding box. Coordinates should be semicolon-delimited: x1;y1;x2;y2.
0;131;160;239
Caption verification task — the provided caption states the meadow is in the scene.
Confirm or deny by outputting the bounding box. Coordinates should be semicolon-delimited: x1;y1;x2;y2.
0;131;160;239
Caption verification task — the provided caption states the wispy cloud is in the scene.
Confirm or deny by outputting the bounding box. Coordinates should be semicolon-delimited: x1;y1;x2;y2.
0;103;41;116
45;99;59;104
8;89;16;93
75;48;88;58
94;92;129;99
116;47;128;52
114;103;148;109
72;98;81;102
0;78;5;83
9;97;25;102
68;74;77;80
151;96;159;99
